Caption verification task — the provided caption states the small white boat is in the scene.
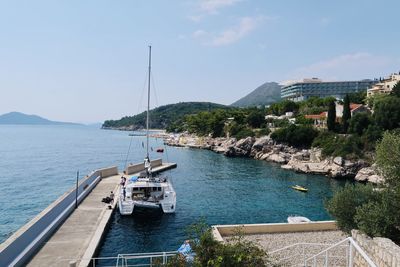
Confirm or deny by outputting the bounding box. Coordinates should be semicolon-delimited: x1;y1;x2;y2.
287;216;311;223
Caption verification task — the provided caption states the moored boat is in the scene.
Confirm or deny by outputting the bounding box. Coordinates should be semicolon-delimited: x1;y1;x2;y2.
287;216;312;223
118;46;176;215
291;185;308;192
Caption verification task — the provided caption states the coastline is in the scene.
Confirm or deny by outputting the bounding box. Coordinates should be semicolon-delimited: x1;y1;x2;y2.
163;133;383;184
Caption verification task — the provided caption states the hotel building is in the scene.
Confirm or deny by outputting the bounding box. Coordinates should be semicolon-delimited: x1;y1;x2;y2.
281;78;377;102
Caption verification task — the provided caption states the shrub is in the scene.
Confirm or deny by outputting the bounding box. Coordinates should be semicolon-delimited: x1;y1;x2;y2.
373;96;400;130
185;222;278;267
349;112;371;136
271;124;318;148
255;127;271;137
312;132;363;159
325;183;379;234
355;188;400;243
376;131;400;188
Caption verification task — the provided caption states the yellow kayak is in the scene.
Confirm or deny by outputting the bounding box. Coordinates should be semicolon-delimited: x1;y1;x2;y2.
291;185;308;192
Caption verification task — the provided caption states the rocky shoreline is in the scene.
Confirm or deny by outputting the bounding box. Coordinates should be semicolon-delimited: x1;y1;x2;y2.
164;134;383;184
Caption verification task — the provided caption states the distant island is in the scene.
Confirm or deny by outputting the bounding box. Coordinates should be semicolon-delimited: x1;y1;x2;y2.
0;112;80;125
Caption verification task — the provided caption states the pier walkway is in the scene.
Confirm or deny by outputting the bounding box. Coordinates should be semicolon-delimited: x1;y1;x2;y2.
27;162;176;267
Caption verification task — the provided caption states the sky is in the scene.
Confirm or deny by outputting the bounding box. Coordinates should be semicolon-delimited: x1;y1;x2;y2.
1;0;399;123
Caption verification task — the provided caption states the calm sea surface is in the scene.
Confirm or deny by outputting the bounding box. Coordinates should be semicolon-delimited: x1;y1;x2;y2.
0;125;345;256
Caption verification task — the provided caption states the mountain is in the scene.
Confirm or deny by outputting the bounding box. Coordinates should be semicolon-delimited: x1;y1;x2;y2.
102;102;229;130
0;112;79;125
231;82;282;107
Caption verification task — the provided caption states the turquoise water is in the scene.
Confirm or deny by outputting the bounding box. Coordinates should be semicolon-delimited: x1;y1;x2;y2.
0;125;345;256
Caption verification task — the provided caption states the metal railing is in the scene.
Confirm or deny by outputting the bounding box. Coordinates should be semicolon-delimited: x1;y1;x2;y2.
84;251;178;267
269;237;377;267
269;242;348;266
304;237;377;267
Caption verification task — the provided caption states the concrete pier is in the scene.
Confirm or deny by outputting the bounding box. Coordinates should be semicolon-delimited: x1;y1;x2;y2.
1;160;176;267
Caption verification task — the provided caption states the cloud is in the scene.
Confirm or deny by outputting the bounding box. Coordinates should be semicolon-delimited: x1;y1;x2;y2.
211;16;261;46
188;0;242;21
192;16;265;46
192;29;208;39
290;52;395;81
199;0;242;14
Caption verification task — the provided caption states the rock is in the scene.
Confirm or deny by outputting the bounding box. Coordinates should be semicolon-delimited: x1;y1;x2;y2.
309;148;322;162
266;153;287;164
281;164;293;170
368;175;384;184
252;136;270;150
333;157;343;166
355;167;375;182
355;167;384;184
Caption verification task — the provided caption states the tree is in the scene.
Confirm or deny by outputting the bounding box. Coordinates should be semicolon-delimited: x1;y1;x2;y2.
246;109;264;128
347;91;367;104
327;100;336;131
376;131;400;188
342;95;351;133
391;81;400;98
325;183;378;233
349;112;371;136
270;125;318;148
373;96;400;130
354;187;400;243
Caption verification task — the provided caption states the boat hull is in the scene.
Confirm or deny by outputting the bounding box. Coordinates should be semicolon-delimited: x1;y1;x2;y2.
118;199;176;215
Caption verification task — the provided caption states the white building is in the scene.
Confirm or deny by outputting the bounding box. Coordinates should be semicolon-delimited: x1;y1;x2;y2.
367;73;400;97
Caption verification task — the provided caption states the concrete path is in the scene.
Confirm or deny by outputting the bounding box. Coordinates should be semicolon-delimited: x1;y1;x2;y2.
27;162;176;267
27;174;120;267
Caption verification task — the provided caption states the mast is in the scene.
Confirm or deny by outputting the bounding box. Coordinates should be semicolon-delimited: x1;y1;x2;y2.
146;45;151;159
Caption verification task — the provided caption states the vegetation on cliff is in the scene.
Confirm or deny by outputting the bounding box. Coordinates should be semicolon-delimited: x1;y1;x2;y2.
102;102;228;130
326;131;400;243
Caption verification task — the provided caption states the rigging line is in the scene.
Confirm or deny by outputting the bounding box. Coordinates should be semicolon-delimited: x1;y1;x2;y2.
122;59;149;167
136;71;149;118
150;71;160;109
124;135;134;170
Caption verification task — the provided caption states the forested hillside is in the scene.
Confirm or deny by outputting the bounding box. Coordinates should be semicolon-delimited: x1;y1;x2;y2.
231;82;281;107
102;102;228;130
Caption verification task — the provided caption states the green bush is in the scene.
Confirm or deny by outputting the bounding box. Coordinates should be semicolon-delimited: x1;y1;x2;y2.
373;96;400;130
271;124;318;148
234;127;255;139
185;222;279;267
255;127;271;137
325;183;379;234
312;132;363;159
349;112;372;136
376;131;400;187
355;188;400;243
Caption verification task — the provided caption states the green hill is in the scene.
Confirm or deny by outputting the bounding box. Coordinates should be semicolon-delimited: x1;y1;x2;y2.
102;102;228;130
231;82;281;107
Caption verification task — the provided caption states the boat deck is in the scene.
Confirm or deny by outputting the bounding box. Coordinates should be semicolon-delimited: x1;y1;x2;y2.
27;162;176;267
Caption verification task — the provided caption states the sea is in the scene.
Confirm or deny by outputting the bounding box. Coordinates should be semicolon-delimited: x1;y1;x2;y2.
0;125;346;259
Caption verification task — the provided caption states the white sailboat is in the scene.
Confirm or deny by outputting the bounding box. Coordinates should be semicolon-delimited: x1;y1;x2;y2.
118;46;176;215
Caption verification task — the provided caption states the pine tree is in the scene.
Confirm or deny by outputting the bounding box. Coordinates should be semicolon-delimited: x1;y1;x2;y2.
342;94;351;133
327;100;336;132
391;81;400;98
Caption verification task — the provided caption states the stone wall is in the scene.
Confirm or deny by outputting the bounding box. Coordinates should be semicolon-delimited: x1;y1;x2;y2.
352;230;400;267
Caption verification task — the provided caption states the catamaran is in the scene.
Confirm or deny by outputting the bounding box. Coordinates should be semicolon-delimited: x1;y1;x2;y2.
118;46;176;215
